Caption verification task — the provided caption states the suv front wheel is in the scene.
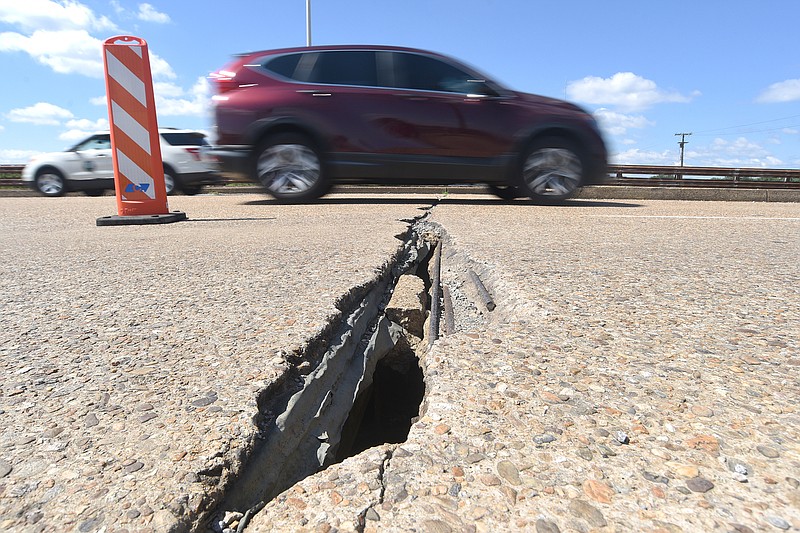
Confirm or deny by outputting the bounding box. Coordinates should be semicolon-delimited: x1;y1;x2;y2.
254;134;328;203
35;168;67;197
519;138;584;204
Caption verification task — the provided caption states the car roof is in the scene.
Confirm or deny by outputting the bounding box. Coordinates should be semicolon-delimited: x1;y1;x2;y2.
235;44;451;60
86;128;205;135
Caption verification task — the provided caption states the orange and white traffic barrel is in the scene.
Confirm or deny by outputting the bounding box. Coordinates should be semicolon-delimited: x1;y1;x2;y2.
97;35;185;226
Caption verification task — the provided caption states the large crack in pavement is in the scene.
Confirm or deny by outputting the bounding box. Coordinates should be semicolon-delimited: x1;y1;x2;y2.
206;207;452;532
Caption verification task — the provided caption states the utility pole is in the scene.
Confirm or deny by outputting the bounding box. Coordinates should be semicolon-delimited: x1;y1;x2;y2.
675;132;692;166
674;132;691;180
306;0;312;46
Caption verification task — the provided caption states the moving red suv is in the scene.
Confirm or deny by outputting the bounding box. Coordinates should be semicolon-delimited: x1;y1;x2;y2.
209;45;607;203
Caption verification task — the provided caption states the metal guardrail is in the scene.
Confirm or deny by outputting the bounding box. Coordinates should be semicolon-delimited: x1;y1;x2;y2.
608;165;800;183
0;165;25;187
3;164;800;189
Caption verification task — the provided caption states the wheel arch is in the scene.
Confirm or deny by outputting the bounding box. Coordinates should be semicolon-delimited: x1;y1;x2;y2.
34;164;66;179
245;117;328;157
162;162;179;181
515;125;589;165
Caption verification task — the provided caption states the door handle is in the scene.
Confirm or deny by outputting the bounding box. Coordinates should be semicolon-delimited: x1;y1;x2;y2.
395;94;429;101
297;90;332;97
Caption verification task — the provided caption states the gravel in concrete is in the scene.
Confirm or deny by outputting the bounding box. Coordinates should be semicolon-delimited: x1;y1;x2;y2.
0;194;432;532
248;198;800;532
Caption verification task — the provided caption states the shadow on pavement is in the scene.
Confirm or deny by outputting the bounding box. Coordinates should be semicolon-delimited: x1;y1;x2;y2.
240;197;643;209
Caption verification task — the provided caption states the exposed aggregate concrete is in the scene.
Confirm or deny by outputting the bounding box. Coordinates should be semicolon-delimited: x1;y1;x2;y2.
2;195;799;532
248;199;799;532
0;195;432;532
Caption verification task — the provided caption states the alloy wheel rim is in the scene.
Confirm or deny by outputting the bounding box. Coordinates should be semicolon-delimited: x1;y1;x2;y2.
523;148;582;196
257;144;320;195
38;174;64;195
164;173;175;194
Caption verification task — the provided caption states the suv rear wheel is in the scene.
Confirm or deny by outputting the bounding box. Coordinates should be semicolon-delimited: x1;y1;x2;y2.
519;138;584;204
254;134;328;203
35;168;66;197
163;169;176;195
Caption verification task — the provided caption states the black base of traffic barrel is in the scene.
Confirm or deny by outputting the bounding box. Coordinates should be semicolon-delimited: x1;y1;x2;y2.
96;211;188;226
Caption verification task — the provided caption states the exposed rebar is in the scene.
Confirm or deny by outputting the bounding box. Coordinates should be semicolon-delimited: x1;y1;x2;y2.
442;285;455;335
428;240;442;345
468;269;496;311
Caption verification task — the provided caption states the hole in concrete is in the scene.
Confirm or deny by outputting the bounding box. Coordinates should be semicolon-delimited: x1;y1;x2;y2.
335;335;425;462
209;227;439;531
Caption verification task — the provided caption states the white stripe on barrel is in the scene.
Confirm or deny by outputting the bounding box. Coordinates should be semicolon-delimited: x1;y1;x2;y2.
110;101;151;155
105;50;147;107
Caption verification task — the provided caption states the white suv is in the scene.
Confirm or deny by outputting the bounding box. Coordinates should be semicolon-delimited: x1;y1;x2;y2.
22;128;221;196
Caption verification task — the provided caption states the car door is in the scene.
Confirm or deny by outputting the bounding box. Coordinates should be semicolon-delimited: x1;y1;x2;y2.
284;51;461;158
68;134;114;182
386;51;515;159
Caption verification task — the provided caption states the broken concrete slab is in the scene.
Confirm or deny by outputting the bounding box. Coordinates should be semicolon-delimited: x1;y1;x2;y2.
385;274;426;339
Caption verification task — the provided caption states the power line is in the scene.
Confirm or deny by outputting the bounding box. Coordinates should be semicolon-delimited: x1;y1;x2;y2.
693;113;800;136
694;123;800;137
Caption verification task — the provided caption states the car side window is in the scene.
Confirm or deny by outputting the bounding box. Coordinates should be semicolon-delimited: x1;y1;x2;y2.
75;135;111;151
160;132;207;146
305;51;378;87
393;52;486;95
265;54;302;79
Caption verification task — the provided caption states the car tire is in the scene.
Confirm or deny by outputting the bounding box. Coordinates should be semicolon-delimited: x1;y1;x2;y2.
518;137;584;204
181;184;203;196
35;168;67;197
163;169;177;195
253;134;328;203
487;184;522;200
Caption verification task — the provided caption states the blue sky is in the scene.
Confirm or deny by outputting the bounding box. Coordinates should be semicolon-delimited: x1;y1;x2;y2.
1;0;799;167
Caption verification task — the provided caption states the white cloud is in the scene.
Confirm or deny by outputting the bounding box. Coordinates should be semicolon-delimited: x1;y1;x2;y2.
109;1;125;15
611;148;677;166
154;76;210;117
0;0;117;32
567;72;698;112
593;108;654;136
0;29;105;77
757;79;800;103
680;137;783;168
58;117;109;141
64;117;108;130
0;149;40;164
0;28;175;79
7;102;74;125
0;0;175;80
149;52;177;80
613;142;783;167
137;3;170;24
90;77;209;121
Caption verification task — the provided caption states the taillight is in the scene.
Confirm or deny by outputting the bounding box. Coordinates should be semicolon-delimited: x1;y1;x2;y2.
185;147;201;161
209;70;239;94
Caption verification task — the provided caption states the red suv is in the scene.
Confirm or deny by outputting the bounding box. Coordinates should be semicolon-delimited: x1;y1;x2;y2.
209;45;607;203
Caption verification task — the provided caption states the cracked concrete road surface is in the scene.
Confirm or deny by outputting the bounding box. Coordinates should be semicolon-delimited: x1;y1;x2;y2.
1;193;799;532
